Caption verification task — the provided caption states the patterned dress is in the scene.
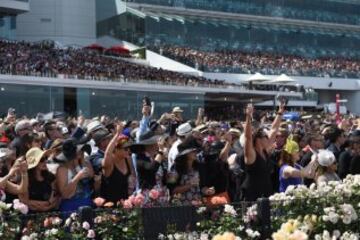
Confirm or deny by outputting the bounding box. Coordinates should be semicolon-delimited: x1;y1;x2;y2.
172;170;202;205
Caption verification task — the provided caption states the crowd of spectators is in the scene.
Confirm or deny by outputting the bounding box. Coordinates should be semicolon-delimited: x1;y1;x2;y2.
0;40;228;88
0;100;359;215
154;45;360;78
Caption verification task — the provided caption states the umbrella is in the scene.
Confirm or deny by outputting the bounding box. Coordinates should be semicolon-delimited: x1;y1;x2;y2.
85;43;105;51
244;72;269;83
267;74;297;84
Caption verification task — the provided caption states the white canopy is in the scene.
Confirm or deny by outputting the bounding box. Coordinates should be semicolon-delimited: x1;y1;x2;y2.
267;74;297;84
244;72;269;83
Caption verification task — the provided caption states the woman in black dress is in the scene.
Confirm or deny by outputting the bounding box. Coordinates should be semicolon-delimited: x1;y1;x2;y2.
101;124;136;203
242;103;284;201
20;147;59;212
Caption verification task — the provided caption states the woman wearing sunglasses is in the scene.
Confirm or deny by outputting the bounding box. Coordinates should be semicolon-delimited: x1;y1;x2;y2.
101;124;136;203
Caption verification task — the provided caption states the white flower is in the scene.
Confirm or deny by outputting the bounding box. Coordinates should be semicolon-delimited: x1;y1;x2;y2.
82;221;90;230
21;236;30;240
70;213;77;220
224;204;237;216
29;233;38;240
51;217;62;226
87;229;95;239
333;230;341;238
246;229;260;238
44;230;50;237
323;215;330;222
200;233;209;240
328;212;339;224
174;233;182;240
50;228;58;235
65;218;72;227
197;207;206;214
123;227;128;232
342;215;352;225
196;222;200;227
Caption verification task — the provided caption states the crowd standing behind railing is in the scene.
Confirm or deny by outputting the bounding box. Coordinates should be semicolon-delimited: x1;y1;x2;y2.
0;99;359;214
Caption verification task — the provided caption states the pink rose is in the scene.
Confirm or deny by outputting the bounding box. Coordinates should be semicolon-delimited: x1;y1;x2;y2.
13;200;29;215
149;189;160;200
128;195;136;205
123;199;133;209
133;193;145;207
44;218;52;228
87;229;96;239
93;197;106;207
82;221;90;230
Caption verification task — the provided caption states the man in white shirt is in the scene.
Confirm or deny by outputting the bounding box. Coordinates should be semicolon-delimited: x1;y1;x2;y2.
167;122;192;171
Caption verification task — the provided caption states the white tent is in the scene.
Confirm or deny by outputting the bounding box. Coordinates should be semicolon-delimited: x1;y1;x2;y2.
244;72;269;83
267;74;297;84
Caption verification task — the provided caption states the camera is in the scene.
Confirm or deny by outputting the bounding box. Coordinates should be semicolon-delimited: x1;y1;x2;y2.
276;95;289;106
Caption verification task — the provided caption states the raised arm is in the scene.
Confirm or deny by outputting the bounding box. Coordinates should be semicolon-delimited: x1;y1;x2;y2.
268;102;285;144
6;158;28;195
102;123;123;176
244;105;256;165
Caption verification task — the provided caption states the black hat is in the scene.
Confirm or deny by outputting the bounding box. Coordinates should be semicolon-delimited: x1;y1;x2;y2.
133;131;162;146
130;131;162;153
54;138;77;163
176;139;199;158
92;129;112;146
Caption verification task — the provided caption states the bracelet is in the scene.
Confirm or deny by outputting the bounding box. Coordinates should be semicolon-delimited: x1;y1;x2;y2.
277;112;283;116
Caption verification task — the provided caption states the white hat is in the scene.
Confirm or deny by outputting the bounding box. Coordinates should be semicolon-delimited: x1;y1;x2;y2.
176;123;192;136
30;118;39;126
316;149;336;167
172;107;184;113
15;120;31;134
86;120;104;134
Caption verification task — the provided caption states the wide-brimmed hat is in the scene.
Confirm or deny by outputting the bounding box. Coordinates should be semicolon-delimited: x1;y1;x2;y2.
317;149;336;167
229;128;241;137
177;148;198;158
132;131;162;146
172;107;184;113
54;138;78;163
92;129;112;146
193;124;207;133
176;123;192;136
54;137;92;163
26;147;47;169
86;120;104;134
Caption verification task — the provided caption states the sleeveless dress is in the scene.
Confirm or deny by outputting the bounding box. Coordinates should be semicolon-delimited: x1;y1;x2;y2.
279;164;302;192
241;151;273;201
59;167;93;213
101;160;131;203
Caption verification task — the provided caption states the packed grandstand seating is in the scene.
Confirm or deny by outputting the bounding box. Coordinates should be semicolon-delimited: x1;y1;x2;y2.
151;45;360;78
0;40;229;88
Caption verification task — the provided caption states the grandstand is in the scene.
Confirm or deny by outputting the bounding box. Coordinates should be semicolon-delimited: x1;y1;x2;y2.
0;0;359;116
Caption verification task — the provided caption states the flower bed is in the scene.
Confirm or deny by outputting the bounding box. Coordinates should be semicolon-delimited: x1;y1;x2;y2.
1;175;360;240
